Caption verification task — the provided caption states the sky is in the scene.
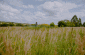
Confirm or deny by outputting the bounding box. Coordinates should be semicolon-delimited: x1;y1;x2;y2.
0;0;85;24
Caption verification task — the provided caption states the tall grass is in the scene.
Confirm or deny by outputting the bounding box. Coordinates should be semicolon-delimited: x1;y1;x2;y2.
0;27;85;55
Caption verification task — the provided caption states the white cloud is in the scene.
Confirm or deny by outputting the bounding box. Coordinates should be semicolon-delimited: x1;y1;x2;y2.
8;0;23;7
0;4;20;13
28;5;34;8
4;0;34;9
34;11;46;18
38;1;84;19
38;1;80;12
23;5;34;8
36;1;85;24
0;0;85;24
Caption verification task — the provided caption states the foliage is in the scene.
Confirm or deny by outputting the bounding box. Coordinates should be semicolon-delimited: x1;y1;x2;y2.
16;23;23;26
65;20;71;27
78;18;82;26
83;22;85;27
58;21;66;27
38;24;50;28
58;15;84;27
9;22;15;26
31;24;35;26
50;22;55;27
0;23;9;27
71;15;79;27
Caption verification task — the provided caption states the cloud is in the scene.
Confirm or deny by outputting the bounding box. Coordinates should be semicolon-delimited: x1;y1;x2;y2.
35;0;44;1
0;2;22;22
0;0;85;24
62;0;85;5
3;0;34;8
23;5;34;8
38;1;80;14
37;1;85;24
0;3;20;13
38;1;84;18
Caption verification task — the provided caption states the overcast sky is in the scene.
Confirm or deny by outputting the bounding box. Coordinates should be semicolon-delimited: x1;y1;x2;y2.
0;0;85;24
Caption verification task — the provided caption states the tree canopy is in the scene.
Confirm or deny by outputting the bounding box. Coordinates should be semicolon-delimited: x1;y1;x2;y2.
83;22;85;27
58;15;83;27
58;21;66;27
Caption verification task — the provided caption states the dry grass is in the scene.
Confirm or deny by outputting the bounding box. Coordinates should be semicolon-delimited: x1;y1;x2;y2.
0;27;85;55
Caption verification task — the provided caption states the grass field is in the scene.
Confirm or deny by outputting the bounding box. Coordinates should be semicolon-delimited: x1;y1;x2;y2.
0;27;85;55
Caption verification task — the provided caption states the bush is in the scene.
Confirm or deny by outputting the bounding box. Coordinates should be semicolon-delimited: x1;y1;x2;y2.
39;24;50;28
50;22;55;27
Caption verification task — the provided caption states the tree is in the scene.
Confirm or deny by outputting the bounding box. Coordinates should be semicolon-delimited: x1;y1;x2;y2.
50;22;55;27
39;24;50;28
9;22;14;26
16;23;23;26
78;18;82;27
0;23;9;27
65;20;71;27
64;20;72;27
70;22;75;27
58;21;66;27
83;22;85;27
71;15;79;27
35;22;37;27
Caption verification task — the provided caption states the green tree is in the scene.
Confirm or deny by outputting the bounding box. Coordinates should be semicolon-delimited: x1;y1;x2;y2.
71;15;79;27
0;23;9;27
9;22;15;26
16;23;23;26
64;20;72;27
70;22;75;27
58;21;66;27
78;18;82;27
50;22;55;27
65;20;71;27
83;22;85;27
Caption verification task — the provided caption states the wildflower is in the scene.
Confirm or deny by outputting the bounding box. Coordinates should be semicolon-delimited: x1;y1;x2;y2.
14;42;16;45
22;38;24;42
30;44;32;45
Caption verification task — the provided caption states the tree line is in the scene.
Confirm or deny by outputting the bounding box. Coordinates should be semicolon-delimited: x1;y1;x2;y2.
57;15;85;27
0;15;85;27
0;21;30;27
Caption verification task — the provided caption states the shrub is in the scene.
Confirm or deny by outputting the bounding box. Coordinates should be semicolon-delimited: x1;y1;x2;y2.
50;22;55;27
